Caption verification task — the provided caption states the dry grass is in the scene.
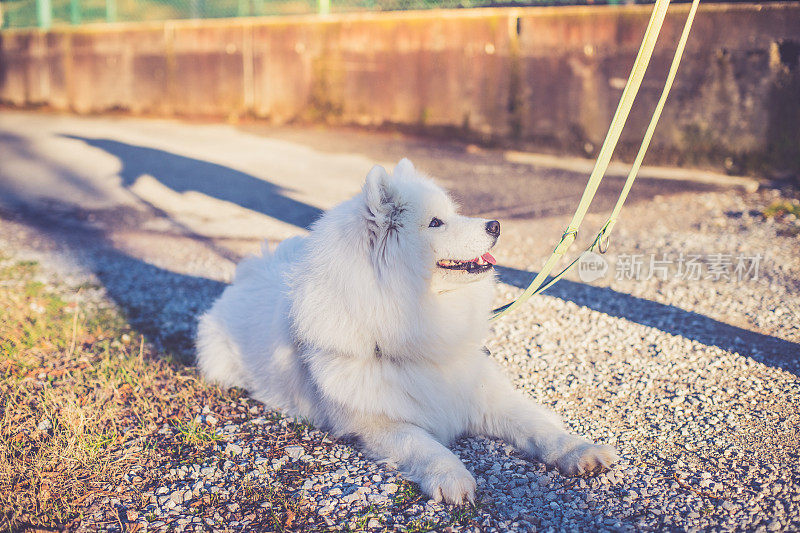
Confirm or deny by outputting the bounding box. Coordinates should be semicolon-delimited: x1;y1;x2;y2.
0;257;225;531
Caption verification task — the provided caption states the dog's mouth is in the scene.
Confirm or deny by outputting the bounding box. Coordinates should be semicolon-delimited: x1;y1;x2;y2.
436;253;496;274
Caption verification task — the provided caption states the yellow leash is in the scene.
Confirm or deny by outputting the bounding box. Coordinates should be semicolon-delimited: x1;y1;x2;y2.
492;0;700;321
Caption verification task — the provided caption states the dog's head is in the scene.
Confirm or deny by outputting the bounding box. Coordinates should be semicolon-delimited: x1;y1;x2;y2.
363;158;499;290
290;158;497;360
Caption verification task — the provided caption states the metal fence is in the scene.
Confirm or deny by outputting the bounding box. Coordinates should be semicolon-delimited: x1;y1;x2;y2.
1;0;660;28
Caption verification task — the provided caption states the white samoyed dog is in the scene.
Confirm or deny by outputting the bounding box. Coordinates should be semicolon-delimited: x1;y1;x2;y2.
196;159;618;504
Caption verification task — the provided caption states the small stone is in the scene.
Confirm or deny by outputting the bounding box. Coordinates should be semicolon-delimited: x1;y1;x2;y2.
511;487;527;498
367;494;390;505
224;443;243;456
341;493;360;504
169;491;184;505
381;483;398;494
284;445;305;460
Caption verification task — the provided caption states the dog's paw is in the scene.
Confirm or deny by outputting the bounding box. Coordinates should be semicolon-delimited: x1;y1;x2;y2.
420;464;477;505
554;441;619;476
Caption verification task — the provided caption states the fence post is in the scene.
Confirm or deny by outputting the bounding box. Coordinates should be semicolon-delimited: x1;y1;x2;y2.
36;0;52;29
190;0;208;19
106;0;117;22
70;0;82;24
318;0;330;16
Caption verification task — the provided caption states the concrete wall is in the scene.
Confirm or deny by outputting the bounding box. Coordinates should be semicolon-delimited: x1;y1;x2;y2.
1;4;799;175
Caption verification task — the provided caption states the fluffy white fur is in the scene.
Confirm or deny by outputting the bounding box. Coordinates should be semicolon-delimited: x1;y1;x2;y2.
196;159;618;504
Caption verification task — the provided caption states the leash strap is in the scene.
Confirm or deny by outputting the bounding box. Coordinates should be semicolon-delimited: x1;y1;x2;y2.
492;0;699;320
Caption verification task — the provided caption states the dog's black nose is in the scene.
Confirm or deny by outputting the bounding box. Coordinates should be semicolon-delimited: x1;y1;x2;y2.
485;220;500;237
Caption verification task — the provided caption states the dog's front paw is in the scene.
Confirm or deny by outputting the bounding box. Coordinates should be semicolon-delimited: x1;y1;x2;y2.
554;440;619;476
420;463;476;505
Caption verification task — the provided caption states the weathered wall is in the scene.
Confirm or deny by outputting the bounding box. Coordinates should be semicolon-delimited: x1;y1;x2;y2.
1;4;798;175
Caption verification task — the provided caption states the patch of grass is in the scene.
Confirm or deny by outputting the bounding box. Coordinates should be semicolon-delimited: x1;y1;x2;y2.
0;258;226;530
449;502;482;527
239;479;313;532
763;199;800;219
174;420;220;447
345;504;383;531
392;481;426;509
286;416;315;440
397;501;481;532
402;516;440;532
341;480;483;533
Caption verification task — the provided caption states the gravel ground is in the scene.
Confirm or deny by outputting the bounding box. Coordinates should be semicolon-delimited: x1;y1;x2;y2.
1;145;798;530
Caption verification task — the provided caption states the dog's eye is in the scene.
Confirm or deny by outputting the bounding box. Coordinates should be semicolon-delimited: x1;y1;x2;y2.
428;217;443;228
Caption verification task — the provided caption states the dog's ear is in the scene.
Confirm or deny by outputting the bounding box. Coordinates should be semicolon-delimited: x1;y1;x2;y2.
393;158;415;180
364;164;395;214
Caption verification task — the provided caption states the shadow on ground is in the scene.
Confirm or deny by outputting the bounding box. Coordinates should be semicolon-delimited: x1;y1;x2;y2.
61;135;324;230
496;265;800;375
1;206;226;363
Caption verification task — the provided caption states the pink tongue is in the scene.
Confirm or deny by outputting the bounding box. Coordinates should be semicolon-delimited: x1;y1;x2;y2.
481;253;497;265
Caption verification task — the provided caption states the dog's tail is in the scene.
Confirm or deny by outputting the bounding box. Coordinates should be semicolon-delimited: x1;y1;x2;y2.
195;311;247;389
234;237;305;284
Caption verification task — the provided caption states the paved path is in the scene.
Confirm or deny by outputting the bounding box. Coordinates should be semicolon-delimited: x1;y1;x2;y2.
0;110;722;240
